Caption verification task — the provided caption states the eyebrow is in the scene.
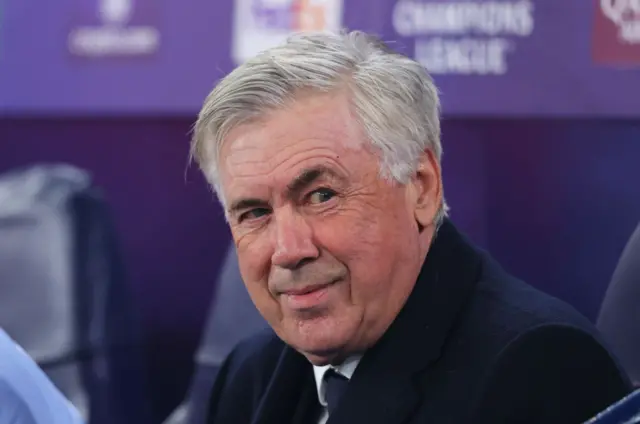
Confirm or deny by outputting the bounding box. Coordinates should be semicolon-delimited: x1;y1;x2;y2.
228;198;267;217
286;165;339;198
227;165;344;216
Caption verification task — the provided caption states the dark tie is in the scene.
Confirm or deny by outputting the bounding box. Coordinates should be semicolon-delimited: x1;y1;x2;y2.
324;369;349;414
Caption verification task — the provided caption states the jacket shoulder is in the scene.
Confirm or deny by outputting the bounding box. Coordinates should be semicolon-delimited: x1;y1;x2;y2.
460;254;631;416
472;323;631;423
469;252;602;344
207;329;284;423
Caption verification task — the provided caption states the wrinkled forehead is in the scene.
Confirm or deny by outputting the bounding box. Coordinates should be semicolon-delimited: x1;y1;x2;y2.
217;93;375;195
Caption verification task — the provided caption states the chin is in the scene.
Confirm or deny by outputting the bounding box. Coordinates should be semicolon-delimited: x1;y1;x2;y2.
280;315;355;363
302;351;342;366
294;340;349;366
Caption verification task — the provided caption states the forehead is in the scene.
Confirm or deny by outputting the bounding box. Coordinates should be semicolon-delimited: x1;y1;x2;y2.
218;92;374;193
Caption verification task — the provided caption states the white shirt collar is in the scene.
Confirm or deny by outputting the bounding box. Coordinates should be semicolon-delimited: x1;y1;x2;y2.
312;356;361;407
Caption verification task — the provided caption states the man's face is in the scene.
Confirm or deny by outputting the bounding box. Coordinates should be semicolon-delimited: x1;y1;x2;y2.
217;91;440;364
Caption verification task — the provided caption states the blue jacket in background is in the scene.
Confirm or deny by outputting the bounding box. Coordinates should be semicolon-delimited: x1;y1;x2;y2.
0;329;83;424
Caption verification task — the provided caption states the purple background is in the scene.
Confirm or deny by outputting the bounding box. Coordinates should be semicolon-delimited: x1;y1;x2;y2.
1;0;640;115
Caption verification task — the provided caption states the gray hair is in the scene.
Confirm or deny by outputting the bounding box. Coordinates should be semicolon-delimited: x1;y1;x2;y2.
191;30;449;224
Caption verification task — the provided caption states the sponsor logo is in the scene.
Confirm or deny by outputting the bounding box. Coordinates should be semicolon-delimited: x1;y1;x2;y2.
392;0;535;75
592;0;640;65
68;0;160;57
232;0;343;64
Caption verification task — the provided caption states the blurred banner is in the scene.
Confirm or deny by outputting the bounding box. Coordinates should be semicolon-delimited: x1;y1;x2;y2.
1;0;639;116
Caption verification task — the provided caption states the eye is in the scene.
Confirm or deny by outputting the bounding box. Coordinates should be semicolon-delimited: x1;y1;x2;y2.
238;208;271;223
307;188;336;204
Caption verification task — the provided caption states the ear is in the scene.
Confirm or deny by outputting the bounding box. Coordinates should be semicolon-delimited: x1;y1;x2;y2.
409;150;443;231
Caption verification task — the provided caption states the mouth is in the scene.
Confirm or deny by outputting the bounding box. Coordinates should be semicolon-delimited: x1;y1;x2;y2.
280;279;341;310
282;282;334;296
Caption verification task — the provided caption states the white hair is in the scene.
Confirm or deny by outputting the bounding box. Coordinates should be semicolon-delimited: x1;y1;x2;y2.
191;30;449;224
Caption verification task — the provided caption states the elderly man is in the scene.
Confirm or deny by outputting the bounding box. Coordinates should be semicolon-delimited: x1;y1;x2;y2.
191;31;630;424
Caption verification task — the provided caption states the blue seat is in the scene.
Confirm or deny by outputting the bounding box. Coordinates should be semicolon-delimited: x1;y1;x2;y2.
597;222;640;387
164;244;267;424
0;164;150;424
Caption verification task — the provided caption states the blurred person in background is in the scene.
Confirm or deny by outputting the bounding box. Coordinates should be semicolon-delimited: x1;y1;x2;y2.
191;30;631;424
0;328;83;424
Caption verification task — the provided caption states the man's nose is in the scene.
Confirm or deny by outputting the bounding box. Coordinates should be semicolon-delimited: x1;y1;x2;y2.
271;212;319;270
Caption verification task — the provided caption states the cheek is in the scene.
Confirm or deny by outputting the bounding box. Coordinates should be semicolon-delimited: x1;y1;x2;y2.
325;201;404;257
243;278;277;315
319;214;397;287
234;227;271;281
238;255;284;322
235;234;277;305
318;203;414;300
